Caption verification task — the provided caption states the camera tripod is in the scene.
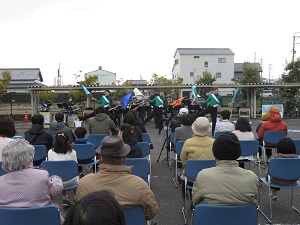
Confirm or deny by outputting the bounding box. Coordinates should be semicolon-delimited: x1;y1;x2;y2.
156;119;172;169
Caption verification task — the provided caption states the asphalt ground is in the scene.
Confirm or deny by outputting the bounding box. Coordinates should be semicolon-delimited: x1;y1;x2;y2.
15;116;300;225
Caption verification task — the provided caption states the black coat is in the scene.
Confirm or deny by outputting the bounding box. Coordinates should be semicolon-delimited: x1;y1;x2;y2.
25;124;53;150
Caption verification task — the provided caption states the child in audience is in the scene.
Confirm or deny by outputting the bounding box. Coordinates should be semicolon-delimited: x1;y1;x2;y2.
72;127;91;144
48;131;78;207
267;137;298;201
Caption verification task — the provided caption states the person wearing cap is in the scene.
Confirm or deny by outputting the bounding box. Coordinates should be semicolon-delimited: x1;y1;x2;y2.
88;106;118;135
75;135;158;221
192;132;259;207
180;117;215;182
197;88;232;136
169;107;189;133
257;106;287;162
91;90;114;113
144;91;167;134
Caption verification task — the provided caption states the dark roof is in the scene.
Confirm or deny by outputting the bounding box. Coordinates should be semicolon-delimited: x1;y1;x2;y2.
234;63;262;72
0;68;43;82
176;48;235;56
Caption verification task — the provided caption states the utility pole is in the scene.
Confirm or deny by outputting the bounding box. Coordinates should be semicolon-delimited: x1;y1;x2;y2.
268;64;272;83
254;52;257;63
292;32;300;65
260;58;263;81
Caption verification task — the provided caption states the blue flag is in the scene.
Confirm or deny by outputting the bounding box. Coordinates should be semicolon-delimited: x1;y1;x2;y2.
231;87;243;104
81;84;92;96
120;92;132;109
192;84;198;99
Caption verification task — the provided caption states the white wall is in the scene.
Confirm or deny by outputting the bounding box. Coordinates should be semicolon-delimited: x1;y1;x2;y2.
85;70;116;85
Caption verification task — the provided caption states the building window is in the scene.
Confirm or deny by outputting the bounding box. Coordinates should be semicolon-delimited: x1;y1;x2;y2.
190;72;194;77
204;61;208;67
194;56;200;59
175;59;179;65
218;58;226;63
216;72;222;78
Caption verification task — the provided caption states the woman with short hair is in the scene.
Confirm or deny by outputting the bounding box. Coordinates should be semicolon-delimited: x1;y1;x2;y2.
0;117;16;161
0;139;65;223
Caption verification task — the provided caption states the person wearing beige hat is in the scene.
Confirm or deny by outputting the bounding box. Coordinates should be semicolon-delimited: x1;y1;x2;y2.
180;117;215;180
75;135;158;222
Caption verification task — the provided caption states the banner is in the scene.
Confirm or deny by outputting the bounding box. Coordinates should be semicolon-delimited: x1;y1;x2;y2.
171;97;185;108
133;88;143;96
231;87;243;104
120;92;133;109
191;84;198;99
81;84;92;96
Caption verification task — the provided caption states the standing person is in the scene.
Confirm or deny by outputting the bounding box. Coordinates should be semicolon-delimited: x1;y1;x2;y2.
49;112;75;143
65;96;74;115
0;140;65;224
25;114;53;150
75;135;158;222
0;117;16;161
144;90;167;134
91;90;114;113
150;89;159;128
257;106;287;162
197;88;231;136
192;132;259;207
48;131;78;207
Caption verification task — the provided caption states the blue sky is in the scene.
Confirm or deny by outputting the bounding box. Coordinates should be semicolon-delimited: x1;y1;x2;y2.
1;0;299;85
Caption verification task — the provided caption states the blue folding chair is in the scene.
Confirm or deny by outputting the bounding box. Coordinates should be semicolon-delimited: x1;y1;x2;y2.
41;160;78;190
52;135;56;144
71;143;99;173
193;204;258;225
258;158;300;224
87;134;108;149
214;131;225;139
124;158;150;185
0;205;60;225
260;131;286;166
183;159;216;225
172;140;185;188
33;145;48;168
12;135;25;140
124;206;146;225
0;162;7;176
238;140;261;173
142;133;151;143
168;132;175;169
292;139;300;155
137;142;151;186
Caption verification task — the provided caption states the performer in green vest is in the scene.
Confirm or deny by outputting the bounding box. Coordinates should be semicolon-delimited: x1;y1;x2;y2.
197;88;232;136
91;90;114;113
144;90;167;134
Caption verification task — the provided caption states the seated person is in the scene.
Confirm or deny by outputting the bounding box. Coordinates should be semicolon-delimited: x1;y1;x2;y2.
0;117;16;161
123;113;143;142
214;110;234;133
192;132;259;207
0;140;65;223
169;107;189;133
266;137;299;201
49;112;75;143
63;190;125;225
72;127;91;145
119;124;143;158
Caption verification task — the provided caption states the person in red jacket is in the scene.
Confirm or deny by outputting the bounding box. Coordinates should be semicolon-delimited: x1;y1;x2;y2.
257;106;287;162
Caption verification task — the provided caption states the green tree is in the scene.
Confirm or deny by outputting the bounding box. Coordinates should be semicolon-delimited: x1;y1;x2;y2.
0;71;11;97
39;91;58;102
239;62;261;84
149;73;183;98
194;70;216;98
69;75;99;103
281;58;300;83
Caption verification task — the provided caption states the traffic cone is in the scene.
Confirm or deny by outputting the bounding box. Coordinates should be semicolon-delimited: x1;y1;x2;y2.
24;111;29;122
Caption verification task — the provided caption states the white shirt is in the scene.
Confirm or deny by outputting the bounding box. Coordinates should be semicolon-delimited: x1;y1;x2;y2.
214;119;235;132
48;149;77;162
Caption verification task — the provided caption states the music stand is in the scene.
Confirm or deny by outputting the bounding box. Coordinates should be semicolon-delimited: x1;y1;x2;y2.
57;103;63;109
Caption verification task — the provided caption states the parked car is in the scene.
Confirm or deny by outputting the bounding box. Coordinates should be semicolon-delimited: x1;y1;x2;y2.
260;91;273;97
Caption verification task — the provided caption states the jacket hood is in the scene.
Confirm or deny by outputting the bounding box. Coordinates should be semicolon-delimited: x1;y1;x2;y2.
50;123;67;130
94;113;109;122
27;124;45;135
268;112;282;123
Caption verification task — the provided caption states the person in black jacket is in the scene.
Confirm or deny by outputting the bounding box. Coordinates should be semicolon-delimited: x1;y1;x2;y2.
119;124;143;158
25;114;53;150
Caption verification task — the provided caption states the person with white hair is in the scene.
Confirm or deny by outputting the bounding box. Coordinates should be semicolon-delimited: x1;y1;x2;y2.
0;139;65;223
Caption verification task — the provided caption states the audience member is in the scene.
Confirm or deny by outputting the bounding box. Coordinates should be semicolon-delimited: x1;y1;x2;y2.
266;137;299;201
127;109;147;133
63;190;125;225
0;140;65;223
169;107;188;132
72;127;91;144
48;131;78;207
256;113;269;133
88;106;118;135
257;106;287;162
214;110;234;133
75;135;158;221
49;112;75;143
119;124;143;158
192;132;259;207
25;114;53;150
123;113;143;142
174;114;195;143
0;117;16;161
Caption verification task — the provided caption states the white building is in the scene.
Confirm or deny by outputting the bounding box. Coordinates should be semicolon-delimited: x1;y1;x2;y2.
85;66;116;85
172;48;235;96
